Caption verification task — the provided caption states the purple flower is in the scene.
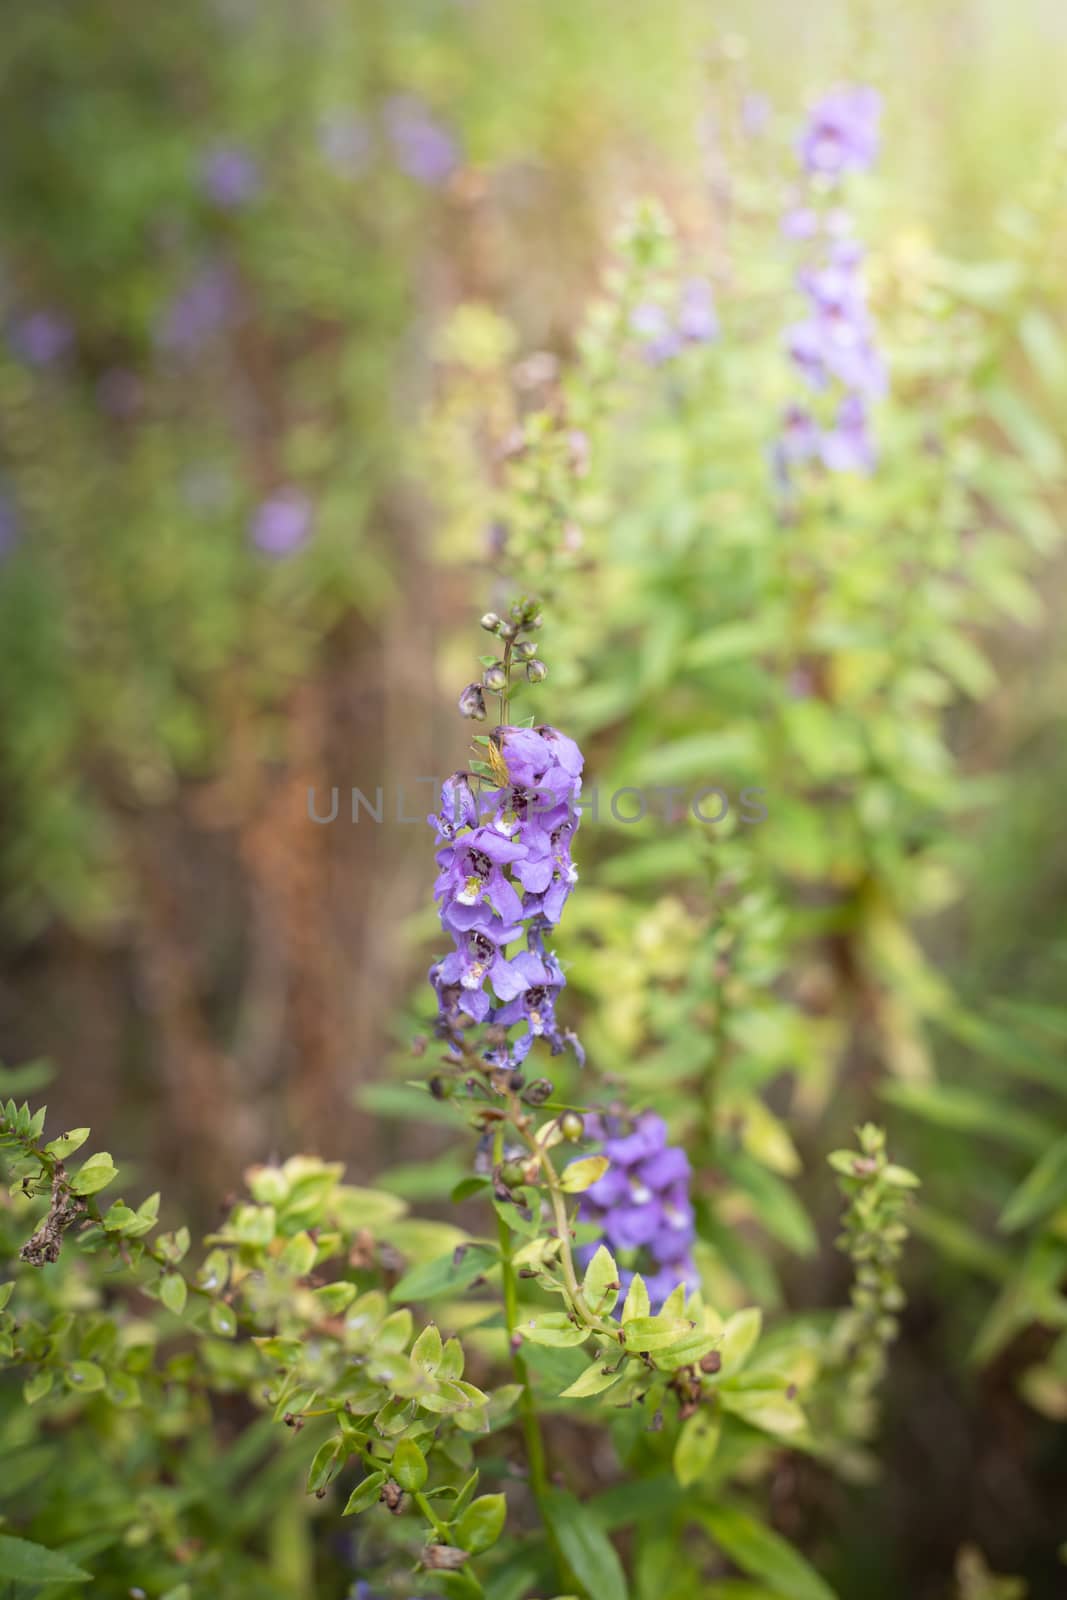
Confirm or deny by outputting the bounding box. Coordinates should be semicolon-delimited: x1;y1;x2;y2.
779;405;820;464
798;85;880;180
157;264;236;354
435;828;526;929
631;302;683;365
820;394;876;473
201;145;261;209
577;1110;698;1311
385;96;458;187
250;489;313;556
677;279;719;344
10;311;73;367
781;206;819;240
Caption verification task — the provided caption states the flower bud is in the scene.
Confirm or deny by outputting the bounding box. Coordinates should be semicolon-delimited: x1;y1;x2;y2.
560;1110;584;1142
483;662;508;692
458;683;487;720
515;640;538;660
522;1077;554;1106
480;611;503;633
525;659;548;683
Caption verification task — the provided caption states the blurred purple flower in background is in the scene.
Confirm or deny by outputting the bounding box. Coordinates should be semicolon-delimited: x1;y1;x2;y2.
781;205;819;240
10;310;74;367
318;113;372;178
798;85;881;180
632;278;718;364
384;95;458;186
250;488;313;556
201;145;261;208
631;302;683;365
776;85;885;483
820;393;876;473
677;278;719;343
158;263;236;354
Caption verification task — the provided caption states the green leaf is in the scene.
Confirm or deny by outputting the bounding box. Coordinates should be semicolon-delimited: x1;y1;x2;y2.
700;1505;836;1600
0;1534;91;1585
412;1323;444;1372
69;1151;118;1196
393;1438;428;1491
673;1408;722;1488
455;1492;507;1555
560;1156;610;1194
719;1308;761;1374
559;1359;625;1399
1000;1136;1067;1233
391;1243;497;1302
280;1231;318;1276
209;1302;237;1338
313;1281;358;1315
521;1313;588;1348
160;1273;187;1316
622;1315;693;1353
65;1361;106;1393
582;1245;621;1311
719;1388;806;1438
621;1275;650;1323
343;1471;386;1515
43;1128;90;1161
544;1489;628;1600
23;1369;54;1405
307;1437;345;1495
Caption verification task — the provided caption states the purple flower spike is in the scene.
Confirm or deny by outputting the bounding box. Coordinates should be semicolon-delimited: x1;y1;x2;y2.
250;489;313;556
777;83;885;483
427;719;584;1068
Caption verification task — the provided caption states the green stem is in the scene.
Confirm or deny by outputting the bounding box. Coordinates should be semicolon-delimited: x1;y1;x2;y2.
414;1490;449;1543
496;1207;551;1509
500;634;514;725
